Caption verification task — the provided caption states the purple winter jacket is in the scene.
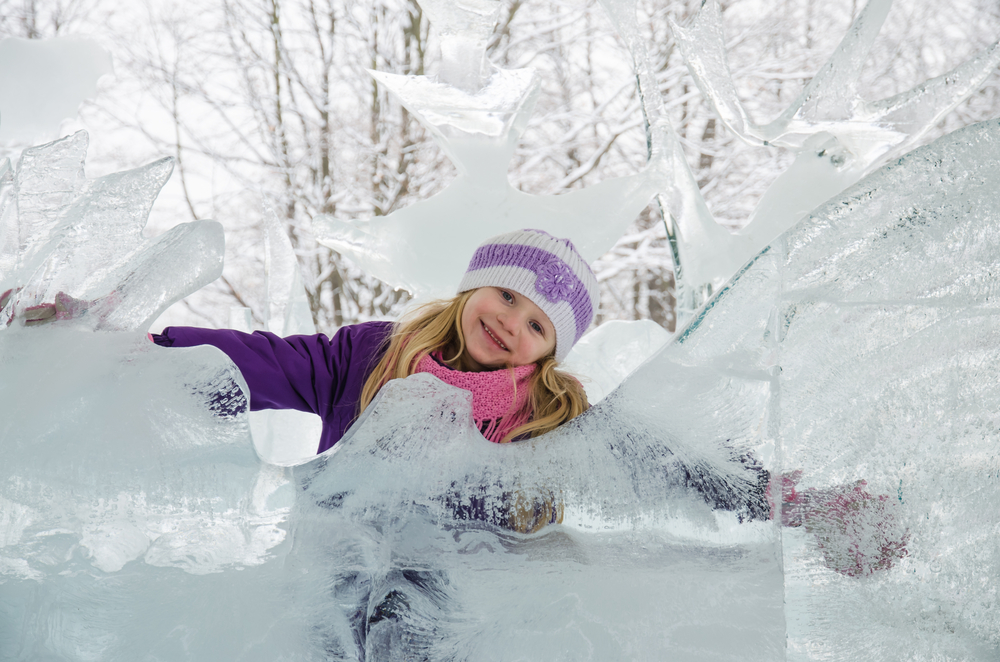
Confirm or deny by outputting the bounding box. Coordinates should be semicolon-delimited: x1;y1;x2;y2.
153;321;568;531
154;321;393;454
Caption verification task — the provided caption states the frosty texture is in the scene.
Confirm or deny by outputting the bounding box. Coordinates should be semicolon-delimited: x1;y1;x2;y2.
285;374;783;660
664;117;1000;657
0;328;288;655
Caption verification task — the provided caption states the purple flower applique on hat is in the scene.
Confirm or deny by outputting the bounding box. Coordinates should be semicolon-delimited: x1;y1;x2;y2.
535;258;576;303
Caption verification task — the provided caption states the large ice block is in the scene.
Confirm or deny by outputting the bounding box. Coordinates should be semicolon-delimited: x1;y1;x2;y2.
657;117;1000;657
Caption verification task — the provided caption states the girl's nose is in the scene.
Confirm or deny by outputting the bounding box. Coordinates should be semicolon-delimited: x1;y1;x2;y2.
498;310;522;333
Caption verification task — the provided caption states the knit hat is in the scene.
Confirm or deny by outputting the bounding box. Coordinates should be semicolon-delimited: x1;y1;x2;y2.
458;229;599;362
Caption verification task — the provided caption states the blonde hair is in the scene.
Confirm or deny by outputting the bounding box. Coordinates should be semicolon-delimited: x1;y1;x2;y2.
358;291;589;442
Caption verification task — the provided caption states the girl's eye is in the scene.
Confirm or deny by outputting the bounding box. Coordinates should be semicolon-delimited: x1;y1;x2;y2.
530;321;543;334
500;290;514;303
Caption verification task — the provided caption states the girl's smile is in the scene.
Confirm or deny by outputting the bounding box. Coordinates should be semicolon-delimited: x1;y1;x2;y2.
460;287;556;371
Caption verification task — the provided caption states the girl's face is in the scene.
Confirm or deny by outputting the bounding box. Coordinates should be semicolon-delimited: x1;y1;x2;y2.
460;287;556;371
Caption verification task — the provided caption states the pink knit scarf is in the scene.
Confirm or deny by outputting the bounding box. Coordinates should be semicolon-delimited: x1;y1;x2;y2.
415;352;536;443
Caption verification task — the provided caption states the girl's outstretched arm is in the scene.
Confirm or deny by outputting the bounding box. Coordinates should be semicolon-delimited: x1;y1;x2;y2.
153;322;392;452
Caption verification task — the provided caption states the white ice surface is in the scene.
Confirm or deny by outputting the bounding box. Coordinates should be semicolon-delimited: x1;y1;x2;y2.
561;318;671;405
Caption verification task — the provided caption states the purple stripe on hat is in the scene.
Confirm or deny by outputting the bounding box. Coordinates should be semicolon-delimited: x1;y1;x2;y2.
467;243;593;341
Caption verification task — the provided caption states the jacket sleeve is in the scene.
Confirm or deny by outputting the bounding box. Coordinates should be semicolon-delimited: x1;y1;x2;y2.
154;323;391;420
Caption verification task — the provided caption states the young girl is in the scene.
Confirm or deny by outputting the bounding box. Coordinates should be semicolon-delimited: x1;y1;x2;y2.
150;228;597;453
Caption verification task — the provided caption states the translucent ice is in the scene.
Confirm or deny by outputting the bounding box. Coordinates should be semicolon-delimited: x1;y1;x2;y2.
0;131;225;333
418;0;502;92
560;318;671;404
665;117;1000;657
250;212;323;466
608;0;1000;314
6;116;1000;658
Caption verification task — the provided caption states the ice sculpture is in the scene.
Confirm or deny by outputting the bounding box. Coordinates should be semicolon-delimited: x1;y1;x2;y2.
5;119;1000;659
316;0;1000;325
4;3;1000;661
0;132;223;331
665;116;1000;658
636;0;1000;317
1;133;783;660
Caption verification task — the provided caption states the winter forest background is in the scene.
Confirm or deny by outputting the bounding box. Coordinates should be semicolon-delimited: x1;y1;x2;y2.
3;0;1000;336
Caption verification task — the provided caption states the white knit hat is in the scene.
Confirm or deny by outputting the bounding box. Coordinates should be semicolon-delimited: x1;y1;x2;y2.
458;229;599;361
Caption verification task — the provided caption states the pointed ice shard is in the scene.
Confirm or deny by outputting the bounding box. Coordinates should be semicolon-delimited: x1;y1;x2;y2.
766;0;894;132
10;131;88;268
264;212;315;336
598;0;737;311
255;212;323;465
0;131;224;333
369;66;539;145
91;220;226;331
0;158;15;278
